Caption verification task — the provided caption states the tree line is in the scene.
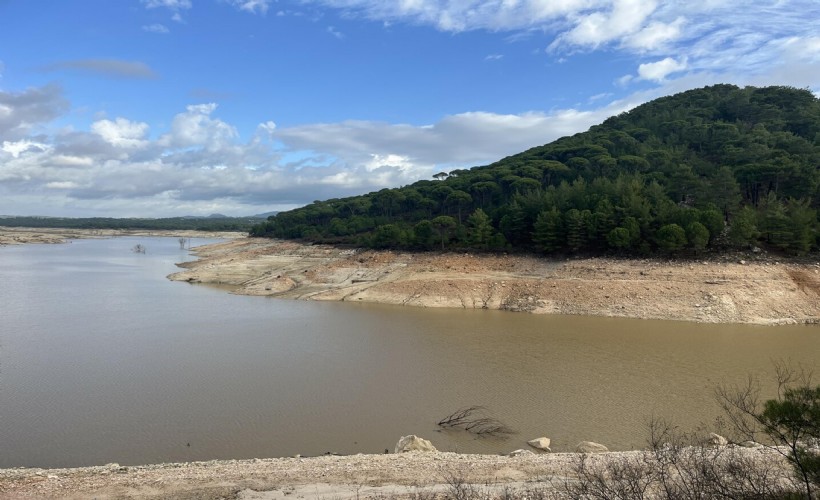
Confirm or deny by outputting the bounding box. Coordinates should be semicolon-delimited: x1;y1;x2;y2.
252;84;820;256
0;216;259;232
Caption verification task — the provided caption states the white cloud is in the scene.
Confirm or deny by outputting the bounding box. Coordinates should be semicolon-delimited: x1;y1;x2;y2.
225;0;271;14
141;0;191;10
310;0;820;95
557;0;658;49
622;17;685;51
142;23;170;34
637;57;687;82
2;139;51;158
91;118;150;149
327;26;345;39
159;103;238;150
0;84;68;140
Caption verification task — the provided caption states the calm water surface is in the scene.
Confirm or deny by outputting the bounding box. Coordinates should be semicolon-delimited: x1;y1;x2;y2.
1;237;818;468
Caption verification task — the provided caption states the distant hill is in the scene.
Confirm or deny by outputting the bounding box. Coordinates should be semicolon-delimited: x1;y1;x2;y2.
251;84;819;255
0;216;258;232
253;211;279;219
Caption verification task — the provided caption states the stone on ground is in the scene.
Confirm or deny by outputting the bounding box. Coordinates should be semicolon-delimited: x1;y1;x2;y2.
394;435;437;453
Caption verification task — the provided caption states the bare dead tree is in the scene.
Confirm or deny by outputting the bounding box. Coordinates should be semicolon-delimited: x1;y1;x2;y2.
437;406;486;427
437;406;514;438
132;243;146;254
560;417;791;500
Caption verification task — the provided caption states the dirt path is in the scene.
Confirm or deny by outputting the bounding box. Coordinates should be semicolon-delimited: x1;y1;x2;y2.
169;238;820;325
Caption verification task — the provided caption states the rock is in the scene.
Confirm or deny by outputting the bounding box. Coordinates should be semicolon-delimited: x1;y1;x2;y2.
527;437;552;452
739;260;747;265
575;441;609;453
739;440;763;448
507;449;535;457
707;433;728;447
394;435;437;453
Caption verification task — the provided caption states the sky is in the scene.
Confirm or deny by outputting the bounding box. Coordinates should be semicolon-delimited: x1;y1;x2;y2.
0;0;818;218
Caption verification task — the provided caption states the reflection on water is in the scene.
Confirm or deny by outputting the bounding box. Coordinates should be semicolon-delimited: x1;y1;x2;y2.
0;237;818;468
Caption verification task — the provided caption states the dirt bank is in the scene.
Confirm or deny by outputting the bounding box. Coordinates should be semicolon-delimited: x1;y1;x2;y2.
169;238;820;325
0;227;245;246
0;447;789;499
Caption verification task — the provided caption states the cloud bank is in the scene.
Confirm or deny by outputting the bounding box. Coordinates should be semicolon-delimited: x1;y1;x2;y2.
0;83;629;217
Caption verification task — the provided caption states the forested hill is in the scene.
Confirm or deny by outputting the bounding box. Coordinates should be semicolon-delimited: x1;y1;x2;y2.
252;85;820;255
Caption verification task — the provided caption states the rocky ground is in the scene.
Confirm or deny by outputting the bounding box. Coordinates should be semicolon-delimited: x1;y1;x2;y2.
169;238;820;325
0;446;791;499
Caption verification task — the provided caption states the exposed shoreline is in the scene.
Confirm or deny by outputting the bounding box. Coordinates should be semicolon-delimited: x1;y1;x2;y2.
0;447;790;499
169;237;820;325
0;227;246;246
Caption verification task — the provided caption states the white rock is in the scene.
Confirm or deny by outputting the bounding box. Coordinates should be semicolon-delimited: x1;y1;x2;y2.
527;437;552;452
394;435;437;453
575;441;609;453
508;449;535;457
707;433;728;447
739;440;763;448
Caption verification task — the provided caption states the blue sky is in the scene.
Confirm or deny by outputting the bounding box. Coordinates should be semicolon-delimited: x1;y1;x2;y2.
1;0;818;217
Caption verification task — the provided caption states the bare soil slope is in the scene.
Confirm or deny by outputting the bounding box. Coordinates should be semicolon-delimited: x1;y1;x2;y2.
170;238;820;325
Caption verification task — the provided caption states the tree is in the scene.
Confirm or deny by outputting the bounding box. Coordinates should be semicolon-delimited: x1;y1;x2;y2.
685;221;710;252
728;205;759;247
413;220;435;249
607;227;632;250
466;208;494;249
431;216;457;250
446;190;473;223
656;224;687;253
717;362;820;499
532;208;563;254
371;224;403;248
564;208;586;252
710;166;742;217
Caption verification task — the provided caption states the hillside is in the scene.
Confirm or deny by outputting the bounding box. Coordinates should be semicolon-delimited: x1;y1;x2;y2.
251;85;820;256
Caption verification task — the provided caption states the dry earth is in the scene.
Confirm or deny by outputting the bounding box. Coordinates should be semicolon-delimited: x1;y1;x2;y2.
169;238;820;325
0;447;790;499
0;227;245;246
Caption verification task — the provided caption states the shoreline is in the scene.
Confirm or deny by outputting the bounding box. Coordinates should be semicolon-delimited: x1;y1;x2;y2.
168;237;820;325
0;447;789;499
0;227;247;246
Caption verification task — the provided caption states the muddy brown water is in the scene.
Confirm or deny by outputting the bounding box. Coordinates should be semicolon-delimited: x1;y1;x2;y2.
1;237;818;468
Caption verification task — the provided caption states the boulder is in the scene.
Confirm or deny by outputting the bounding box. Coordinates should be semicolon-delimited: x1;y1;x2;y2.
527;437;552;452
707;433;728;447
508;449;535;457
739;440;763;448
394;435;437;453
575;441;609;453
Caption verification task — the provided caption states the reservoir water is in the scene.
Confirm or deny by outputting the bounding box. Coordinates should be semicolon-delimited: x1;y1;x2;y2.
1;237;818;468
